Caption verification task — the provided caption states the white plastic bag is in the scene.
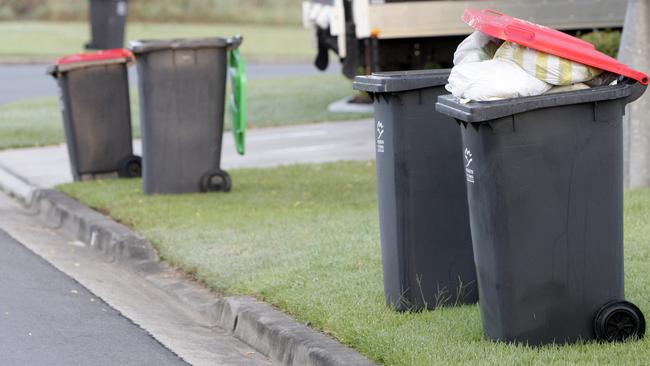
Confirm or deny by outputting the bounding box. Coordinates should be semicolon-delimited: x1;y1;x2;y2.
453;31;502;66
546;83;591;94
446;58;552;102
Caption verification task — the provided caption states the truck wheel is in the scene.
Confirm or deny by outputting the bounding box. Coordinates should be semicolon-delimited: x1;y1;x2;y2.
594;300;645;342
199;170;232;193
117;155;142;178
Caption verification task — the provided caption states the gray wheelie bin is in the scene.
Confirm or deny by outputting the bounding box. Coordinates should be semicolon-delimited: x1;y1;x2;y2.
86;0;128;50
129;37;243;195
353;70;477;311
436;79;647;345
48;49;141;182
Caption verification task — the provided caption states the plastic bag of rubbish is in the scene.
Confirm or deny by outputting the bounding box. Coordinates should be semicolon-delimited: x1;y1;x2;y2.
453;31;503;65
494;41;602;85
446;58;552;102
546;83;591;94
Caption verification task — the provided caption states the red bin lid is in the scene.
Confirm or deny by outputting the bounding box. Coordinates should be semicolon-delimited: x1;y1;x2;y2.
56;48;134;65
462;9;649;85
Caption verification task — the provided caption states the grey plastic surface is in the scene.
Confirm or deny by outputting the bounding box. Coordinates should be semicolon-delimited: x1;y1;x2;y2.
131;37;238;194
353;70;477;311
436;81;646;345
86;0;128;50
50;62;135;181
353;69;450;93
129;36;242;55
436;80;646;123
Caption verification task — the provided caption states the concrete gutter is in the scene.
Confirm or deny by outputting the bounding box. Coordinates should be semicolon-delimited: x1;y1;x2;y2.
0;161;375;366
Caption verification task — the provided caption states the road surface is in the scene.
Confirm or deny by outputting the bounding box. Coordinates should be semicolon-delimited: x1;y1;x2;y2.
0;228;188;366
0;62;340;105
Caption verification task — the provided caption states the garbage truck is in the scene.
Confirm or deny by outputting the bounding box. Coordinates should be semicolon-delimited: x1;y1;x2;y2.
303;0;627;78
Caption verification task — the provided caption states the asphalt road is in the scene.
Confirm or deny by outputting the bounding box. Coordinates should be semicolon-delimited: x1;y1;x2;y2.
0;229;188;366
0;62;339;105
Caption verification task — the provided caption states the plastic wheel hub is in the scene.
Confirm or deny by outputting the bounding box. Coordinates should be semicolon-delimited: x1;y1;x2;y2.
594;300;646;342
199;170;232;193
208;175;226;190
117;155;142;178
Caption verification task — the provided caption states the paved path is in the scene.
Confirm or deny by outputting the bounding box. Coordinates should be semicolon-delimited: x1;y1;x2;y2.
0;119;375;188
0;192;275;366
0;228;188;366
0;62;339;105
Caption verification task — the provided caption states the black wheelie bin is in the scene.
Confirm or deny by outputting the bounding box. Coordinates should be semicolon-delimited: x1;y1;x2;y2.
353;70;477;311
129;36;245;195
437;78;647;346
48;49;141;182
86;0;128;50
436;8;648;345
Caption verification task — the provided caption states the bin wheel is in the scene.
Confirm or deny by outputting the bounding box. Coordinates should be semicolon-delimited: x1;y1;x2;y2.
117;155;142;178
200;170;231;193
594;300;645;342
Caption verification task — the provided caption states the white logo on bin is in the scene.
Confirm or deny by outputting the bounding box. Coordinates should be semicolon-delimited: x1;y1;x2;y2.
464;148;474;183
376;120;385;153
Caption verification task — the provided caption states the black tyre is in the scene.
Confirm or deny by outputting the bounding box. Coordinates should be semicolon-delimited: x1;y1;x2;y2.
117;155;142;178
199;170;232;193
594;300;646;342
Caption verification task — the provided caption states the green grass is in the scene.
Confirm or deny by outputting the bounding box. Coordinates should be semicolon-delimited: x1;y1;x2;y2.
0;97;65;149
1;0;302;25
59;161;650;365
0;21;312;61
0;74;367;150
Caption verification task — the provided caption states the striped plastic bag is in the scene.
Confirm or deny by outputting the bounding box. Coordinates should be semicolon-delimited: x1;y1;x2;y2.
494;41;602;86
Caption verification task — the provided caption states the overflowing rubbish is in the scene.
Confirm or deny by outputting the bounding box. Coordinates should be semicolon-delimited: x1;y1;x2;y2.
446;30;611;101
447;8;648;101
447;56;552;101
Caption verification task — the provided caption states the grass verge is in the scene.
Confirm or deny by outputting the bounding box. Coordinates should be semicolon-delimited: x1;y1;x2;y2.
0;21;312;62
59;161;650;365
0;0;302;26
0;74;368;150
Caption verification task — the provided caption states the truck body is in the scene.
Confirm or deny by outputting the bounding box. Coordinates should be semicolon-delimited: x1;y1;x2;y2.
303;0;627;78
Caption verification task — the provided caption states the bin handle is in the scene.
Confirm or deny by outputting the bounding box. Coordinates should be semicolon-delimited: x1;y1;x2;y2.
483;9;504;17
226;34;244;50
621;78;648;106
228;47;247;155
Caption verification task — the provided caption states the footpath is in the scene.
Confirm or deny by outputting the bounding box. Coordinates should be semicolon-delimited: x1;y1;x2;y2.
0;119;377;366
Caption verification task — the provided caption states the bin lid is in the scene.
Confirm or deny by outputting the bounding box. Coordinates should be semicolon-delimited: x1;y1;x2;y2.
436;80;647;123
56;48;134;66
463;8;649;85
48;48;134;76
353;69;450;93
128;36;242;54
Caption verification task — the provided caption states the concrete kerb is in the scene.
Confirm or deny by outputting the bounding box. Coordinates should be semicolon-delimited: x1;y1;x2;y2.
0;163;376;366
0;163;36;204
